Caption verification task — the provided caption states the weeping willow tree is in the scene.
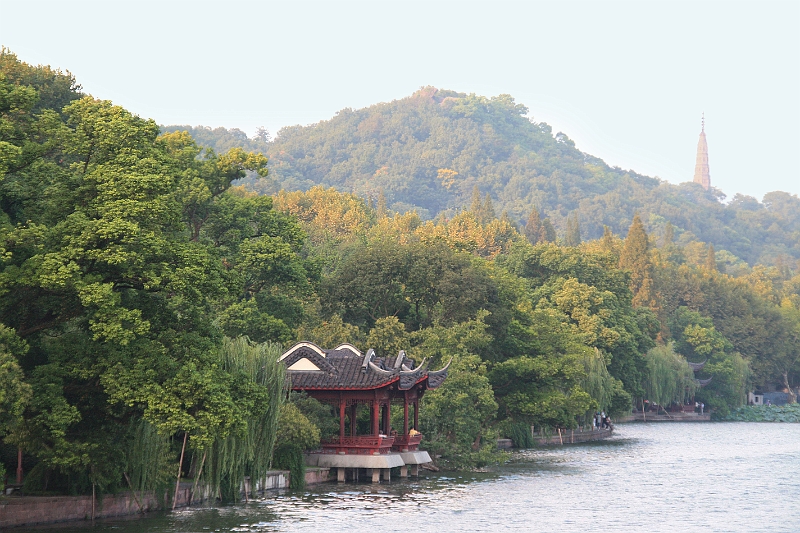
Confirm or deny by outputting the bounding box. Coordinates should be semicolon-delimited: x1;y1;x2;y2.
123;419;173;510
577;347;632;423
644;343;698;411
579;348;614;412
192;337;286;502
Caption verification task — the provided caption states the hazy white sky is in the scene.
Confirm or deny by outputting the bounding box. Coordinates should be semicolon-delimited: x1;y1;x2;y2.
2;0;798;199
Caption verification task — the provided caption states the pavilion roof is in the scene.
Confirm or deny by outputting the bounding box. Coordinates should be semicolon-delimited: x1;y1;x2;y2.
279;342;449;391
688;360;707;372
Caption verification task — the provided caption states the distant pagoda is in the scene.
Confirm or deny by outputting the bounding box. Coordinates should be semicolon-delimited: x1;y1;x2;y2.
693;114;711;190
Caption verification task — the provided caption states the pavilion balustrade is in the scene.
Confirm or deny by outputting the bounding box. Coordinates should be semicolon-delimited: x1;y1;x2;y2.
321;435;396;455
390;433;422;452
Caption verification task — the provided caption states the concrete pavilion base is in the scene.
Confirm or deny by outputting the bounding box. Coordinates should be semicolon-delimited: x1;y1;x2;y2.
398;450;431;478
306;452;430;483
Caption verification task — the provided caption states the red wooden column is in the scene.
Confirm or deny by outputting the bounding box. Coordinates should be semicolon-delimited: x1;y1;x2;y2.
339;400;346;439
371;400;380;436
403;394;409;435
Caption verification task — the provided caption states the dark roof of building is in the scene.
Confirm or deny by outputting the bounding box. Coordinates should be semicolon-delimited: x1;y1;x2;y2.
280;342;450;391
688;360;707;372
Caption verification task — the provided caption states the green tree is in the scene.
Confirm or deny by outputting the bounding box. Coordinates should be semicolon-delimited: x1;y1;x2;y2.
524;207;543;245
705;244;717;272
320;240;502;332
0;53;298;494
662;222;674;247
619;214;656;308
643;343;698;410
481;193;496;224
500;243;653;398
469;186;482;215
566;212;581;246
539;219;554;243
376;189;388;219
195;337;286;502
366;316;409;358
414;317;500;468
295;314;365;349
0;326;32;436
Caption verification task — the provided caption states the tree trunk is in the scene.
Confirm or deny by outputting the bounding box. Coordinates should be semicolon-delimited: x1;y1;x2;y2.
189;450;207;504
471;433;482;451
784;372;797;404
124;472;145;513
173;431;188;510
16;447;22;484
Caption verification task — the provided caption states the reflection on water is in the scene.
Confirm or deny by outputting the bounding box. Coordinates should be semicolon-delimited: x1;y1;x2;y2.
26;423;800;533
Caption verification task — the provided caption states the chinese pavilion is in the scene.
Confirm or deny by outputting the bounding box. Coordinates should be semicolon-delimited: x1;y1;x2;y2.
279;342;450;482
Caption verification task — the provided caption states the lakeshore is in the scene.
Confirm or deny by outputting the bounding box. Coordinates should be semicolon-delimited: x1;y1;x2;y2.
623;411;711;422
0;469;331;529
10;423;799;533
532;427;616;446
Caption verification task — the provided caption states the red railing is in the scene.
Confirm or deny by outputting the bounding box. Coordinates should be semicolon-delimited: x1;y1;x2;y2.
321;435;396;455
390;434;422;452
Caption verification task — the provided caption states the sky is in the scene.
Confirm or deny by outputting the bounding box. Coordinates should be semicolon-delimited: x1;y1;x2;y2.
2;0;798;200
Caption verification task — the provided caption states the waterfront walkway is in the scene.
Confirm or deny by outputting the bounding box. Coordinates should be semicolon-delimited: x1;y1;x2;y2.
623;412;711;422
533;428;614;446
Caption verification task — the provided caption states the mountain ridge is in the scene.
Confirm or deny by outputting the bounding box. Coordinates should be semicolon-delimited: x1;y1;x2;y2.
164;87;800;267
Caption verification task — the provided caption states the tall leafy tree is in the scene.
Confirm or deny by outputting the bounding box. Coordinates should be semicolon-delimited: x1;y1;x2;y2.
524;206;543;245
566;212;581;246
0;53;294;493
541;218;557;243
481;193;496;224
705;244;718;272
619;214;656;309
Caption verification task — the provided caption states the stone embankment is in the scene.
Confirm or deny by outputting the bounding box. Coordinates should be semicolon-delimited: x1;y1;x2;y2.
533;428;614;446
0;467;330;529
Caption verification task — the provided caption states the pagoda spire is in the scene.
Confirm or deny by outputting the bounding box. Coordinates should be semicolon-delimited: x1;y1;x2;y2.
693;113;711;190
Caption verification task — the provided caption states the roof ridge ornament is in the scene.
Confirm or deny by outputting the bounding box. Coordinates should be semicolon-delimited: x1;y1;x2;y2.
425;358;451;389
279;341;326;361
429;358;452;375
362;348;375;373
394;350;406;369
334;343;362;356
368;361;395;375
400;358;427;374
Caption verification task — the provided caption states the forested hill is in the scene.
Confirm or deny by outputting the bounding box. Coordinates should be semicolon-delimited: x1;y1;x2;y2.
165;87;800;267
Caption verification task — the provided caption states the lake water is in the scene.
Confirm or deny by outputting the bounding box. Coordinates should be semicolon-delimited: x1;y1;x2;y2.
29;423;800;533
